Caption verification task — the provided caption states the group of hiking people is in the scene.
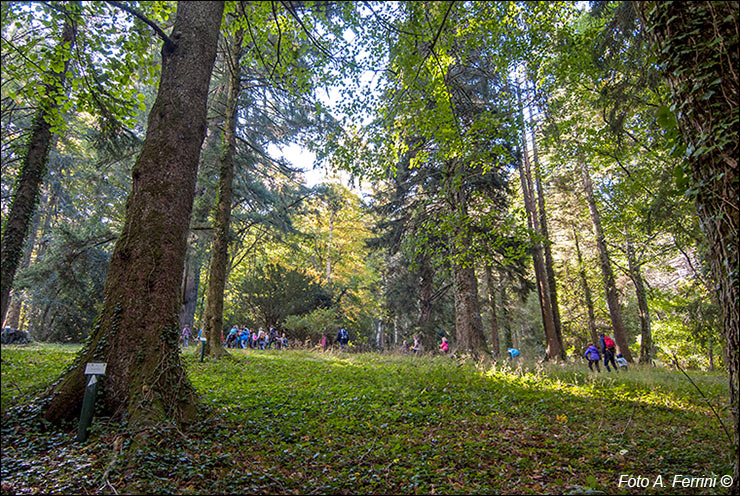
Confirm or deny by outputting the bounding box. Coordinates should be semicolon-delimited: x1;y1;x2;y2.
222;325;289;350
181;324;353;351
181;323;628;372
584;333;628;372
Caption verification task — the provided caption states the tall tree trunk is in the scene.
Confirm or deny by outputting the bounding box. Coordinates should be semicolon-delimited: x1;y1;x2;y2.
5;206;43;329
484;264;500;356
498;271;511;351
42;1;224;427
326;212;334;284
448;174;487;356
179;245;200;329
452;260;486;355
580;159;633;362
519;137;561;360
637;2;738;486
202;29;243;358
517;86;562;360
626;234;652;364
573;227;598;346
418;253;434;332
181;66;228;332
1;7;78;326
528;80;565;359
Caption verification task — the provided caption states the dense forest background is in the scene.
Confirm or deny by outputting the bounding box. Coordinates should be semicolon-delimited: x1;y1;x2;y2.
2;1;730;368
1;0;737;490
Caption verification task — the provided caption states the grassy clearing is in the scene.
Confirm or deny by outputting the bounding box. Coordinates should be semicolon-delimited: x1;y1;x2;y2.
1;344;733;494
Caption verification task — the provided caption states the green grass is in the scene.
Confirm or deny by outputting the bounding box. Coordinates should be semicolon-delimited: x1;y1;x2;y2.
1;344;734;494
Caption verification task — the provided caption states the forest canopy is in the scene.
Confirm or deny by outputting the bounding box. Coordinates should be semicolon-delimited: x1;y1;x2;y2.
1;0;731;365
1;0;737;489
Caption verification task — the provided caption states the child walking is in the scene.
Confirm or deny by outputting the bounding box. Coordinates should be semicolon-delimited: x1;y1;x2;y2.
584;343;601;372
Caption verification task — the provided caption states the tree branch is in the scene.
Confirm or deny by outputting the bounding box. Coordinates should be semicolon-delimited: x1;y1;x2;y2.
106;1;176;53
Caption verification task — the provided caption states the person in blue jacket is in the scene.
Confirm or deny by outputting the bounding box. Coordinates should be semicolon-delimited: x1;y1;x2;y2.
239;327;250;349
336;327;349;350
507;348;520;360
584;344;601;372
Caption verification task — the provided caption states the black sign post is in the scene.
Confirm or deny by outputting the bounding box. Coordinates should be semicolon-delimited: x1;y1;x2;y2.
77;362;106;442
199;337;207;362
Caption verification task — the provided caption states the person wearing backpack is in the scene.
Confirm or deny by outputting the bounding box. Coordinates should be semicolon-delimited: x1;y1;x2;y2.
239;327;250;349
336;327;349;350
599;333;618;372
584;343;601;372
268;327;279;349
225;325;238;348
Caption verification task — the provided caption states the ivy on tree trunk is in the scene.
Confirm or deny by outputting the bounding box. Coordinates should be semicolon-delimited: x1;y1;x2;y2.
637;1;738;488
1;7;78;326
41;1;224;427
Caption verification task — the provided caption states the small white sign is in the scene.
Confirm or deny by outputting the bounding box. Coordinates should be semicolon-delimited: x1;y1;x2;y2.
199;337;207;342
84;362;107;375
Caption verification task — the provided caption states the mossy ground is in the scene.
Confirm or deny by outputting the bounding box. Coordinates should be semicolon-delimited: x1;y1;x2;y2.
1;343;733;494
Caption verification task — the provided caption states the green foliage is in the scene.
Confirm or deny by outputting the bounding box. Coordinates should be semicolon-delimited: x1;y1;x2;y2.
1;2;165;136
1;345;733;494
283;306;341;343
228;263;331;329
651;284;722;370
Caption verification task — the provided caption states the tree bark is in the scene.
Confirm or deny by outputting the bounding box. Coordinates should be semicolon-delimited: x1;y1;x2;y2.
498;271;511;351
573;227;598;346
517;86;562;360
1;8;78;326
179;246;200;330
4;205;43;330
580;159;633;363
452;259;486;355
418;253;434;332
528;80;565;358
626;234;652;364
448;172;487;356
42;1;224;427
202;29;243;358
637;2;738;487
519;136;562;360
326;211;334;284
484;264;500;356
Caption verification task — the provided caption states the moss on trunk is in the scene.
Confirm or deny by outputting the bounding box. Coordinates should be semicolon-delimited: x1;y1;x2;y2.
41;1;224;428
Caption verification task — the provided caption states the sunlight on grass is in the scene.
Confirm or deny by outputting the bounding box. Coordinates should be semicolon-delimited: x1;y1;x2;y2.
478;358;727;413
2;345;733;495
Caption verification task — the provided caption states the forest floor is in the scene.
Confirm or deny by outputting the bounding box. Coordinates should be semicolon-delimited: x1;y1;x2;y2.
0;344;734;495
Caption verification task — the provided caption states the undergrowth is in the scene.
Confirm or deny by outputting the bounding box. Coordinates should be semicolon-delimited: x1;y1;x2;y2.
1;344;733;494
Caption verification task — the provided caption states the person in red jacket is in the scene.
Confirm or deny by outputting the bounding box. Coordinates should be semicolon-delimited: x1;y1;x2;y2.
599;333;618;372
439;337;449;354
